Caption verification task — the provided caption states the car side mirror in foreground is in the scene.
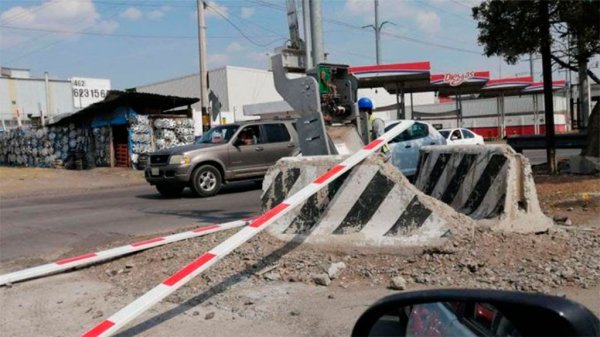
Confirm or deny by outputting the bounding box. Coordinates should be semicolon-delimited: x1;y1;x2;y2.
352;289;599;337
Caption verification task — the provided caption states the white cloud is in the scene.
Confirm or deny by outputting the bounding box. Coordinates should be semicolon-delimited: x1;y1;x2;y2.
120;7;142;21
226;42;244;53
344;0;446;35
416;11;441;34
0;0;119;48
208;53;229;67
249;51;270;62
345;0;415;20
147;9;164;20
240;7;255;19
205;1;229;19
147;5;171;20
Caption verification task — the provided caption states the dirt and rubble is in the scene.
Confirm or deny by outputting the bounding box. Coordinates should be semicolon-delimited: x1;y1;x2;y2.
0;167;145;199
1;173;599;336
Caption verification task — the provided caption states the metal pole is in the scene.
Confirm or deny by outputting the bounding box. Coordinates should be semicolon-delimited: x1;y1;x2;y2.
302;0;313;70
374;0;380;65
501;93;505;138
533;95;539;134
197;0;210;133
409;91;414;120
395;83;400;119
400;87;405;120
44;72;49;126
529;53;534;81
309;0;324;65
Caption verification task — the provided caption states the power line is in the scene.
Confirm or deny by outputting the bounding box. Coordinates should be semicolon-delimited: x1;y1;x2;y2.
204;2;286;47
0;25;282;39
247;0;482;56
414;0;474;24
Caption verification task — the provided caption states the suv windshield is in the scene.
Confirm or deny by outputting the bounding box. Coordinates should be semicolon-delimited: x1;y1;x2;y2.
196;125;239;144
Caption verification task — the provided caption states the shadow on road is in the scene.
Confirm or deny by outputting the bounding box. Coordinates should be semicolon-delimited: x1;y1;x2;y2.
136;181;261;200
114;232;306;337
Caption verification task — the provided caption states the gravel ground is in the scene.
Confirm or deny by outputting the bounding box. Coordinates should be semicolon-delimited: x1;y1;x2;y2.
0;167;145;199
1;173;599;336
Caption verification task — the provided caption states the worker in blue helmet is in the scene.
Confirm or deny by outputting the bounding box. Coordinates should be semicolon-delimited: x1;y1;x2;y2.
358;97;390;158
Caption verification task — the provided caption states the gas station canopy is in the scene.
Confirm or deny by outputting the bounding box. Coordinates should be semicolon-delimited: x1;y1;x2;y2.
349;62;431;90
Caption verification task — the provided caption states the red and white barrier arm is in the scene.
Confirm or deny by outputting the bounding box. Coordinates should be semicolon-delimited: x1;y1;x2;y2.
81;121;413;337
0;219;254;286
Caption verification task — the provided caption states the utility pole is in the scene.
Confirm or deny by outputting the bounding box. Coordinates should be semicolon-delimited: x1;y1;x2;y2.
197;0;210;132
309;0;324;65
362;0;392;65
302;0;312;70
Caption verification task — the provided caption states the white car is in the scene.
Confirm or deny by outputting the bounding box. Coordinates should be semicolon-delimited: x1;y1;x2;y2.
439;128;485;145
383;120;446;177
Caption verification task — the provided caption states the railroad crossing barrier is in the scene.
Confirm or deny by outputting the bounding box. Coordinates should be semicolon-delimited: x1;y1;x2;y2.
0;219;253;286
80;121;416;337
414;144;552;233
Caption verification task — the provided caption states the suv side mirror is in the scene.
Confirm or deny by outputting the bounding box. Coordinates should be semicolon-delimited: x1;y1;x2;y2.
352;289;599;337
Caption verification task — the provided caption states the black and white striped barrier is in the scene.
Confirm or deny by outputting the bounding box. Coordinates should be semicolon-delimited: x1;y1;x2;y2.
414;145;552;232
262;156;475;247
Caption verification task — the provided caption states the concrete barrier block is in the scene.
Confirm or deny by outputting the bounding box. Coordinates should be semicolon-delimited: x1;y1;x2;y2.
415;145;552;233
262;155;476;248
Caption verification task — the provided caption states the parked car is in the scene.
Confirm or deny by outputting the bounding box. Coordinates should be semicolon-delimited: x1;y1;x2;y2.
384;120;446;177
145;120;299;197
439;128;485;145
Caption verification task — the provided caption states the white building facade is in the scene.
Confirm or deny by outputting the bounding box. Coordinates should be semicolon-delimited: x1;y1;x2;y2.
0;67;110;130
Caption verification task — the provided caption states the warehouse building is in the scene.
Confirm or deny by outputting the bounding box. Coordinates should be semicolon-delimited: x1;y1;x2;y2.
135;65;434;135
0;91;197;169
0;66;110;130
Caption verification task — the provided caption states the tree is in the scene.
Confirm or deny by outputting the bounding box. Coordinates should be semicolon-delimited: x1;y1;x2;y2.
472;0;600;173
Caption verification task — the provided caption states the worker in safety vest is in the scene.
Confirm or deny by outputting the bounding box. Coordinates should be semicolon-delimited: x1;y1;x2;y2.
358;97;390;159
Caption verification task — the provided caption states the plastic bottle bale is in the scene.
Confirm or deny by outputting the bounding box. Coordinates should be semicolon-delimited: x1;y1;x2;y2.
69;139;77;149
69;130;77;138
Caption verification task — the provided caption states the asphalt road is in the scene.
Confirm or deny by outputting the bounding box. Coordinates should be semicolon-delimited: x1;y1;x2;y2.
0;182;262;263
0;148;580;264
522;148;581;165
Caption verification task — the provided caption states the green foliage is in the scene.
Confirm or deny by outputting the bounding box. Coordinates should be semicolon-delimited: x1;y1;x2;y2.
472;0;599;65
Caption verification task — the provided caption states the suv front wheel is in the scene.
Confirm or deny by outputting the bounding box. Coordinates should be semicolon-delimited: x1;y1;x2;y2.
191;164;222;197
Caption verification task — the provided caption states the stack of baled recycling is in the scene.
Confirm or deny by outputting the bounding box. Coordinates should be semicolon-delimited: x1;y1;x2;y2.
129;114;153;155
92;126;111;167
153;118;195;150
0;124;90;168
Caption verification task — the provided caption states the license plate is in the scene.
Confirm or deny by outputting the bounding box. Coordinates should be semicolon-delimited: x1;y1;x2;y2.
151;168;159;176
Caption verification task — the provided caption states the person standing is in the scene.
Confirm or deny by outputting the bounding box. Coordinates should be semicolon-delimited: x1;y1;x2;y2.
358;97;390;159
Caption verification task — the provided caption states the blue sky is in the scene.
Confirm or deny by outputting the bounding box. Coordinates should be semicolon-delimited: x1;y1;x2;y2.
1;0;597;89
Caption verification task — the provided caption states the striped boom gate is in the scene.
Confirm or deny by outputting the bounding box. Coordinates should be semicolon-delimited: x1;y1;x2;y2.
0;219;253;286
81;121;415;337
414;145;552;232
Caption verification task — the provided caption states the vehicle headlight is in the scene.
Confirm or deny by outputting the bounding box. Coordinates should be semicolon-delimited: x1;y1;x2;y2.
169;155;191;165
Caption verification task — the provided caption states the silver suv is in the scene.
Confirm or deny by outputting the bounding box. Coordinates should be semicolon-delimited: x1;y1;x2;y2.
145;120;299;197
